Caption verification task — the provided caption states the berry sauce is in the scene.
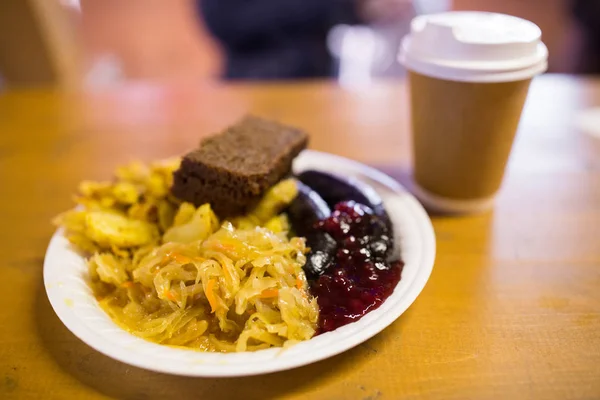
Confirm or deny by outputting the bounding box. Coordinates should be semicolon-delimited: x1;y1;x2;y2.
311;201;404;334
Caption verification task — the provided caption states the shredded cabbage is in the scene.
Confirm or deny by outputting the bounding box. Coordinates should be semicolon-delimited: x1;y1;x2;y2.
55;161;318;352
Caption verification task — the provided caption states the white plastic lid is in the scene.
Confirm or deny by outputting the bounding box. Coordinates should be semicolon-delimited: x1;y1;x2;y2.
399;12;548;82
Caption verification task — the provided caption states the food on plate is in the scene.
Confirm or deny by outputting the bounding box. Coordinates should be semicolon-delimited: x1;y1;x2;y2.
54;158;181;254
172;115;308;218
285;181;336;279
310;201;404;333
56;156;317;352
53;115;404;352
93;222;317;352
298;170;394;260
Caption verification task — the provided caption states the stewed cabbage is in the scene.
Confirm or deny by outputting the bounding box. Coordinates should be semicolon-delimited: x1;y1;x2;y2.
54;160;318;352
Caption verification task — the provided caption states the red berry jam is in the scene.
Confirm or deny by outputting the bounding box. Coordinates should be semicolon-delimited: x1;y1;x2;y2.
311;201;404;334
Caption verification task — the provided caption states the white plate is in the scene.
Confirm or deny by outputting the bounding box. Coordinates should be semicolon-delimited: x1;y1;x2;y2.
44;150;436;377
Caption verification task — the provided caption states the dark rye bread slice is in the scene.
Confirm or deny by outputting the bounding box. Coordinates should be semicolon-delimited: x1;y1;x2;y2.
172;115;308;217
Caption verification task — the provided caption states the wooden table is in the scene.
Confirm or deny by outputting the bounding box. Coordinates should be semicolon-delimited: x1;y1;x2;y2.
1;75;599;400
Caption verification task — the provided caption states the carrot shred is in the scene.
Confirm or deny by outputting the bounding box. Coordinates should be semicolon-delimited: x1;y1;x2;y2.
164;289;177;301
295;278;303;289
121;281;134;288
259;288;279;298
160;252;193;266
212;243;235;252
159;255;171;266
206;279;219;313
172;253;192;264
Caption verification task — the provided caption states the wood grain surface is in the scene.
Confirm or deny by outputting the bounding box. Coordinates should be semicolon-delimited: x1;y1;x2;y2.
0;75;599;400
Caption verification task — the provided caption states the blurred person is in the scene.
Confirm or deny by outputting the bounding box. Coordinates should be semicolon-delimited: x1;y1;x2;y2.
79;0;222;84
198;0;413;80
572;0;600;73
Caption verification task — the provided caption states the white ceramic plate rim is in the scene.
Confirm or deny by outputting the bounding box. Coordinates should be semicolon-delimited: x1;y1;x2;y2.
44;150;436;377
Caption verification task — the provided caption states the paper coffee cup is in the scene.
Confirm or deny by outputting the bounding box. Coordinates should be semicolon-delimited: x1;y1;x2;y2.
399;12;548;214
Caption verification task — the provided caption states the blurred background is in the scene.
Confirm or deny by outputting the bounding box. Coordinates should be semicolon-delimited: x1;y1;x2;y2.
0;0;597;90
